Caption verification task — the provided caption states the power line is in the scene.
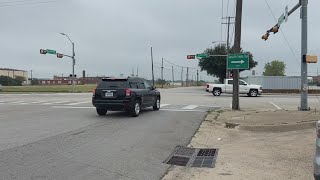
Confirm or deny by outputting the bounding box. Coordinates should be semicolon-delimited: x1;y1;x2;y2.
0;0;57;8
163;58;197;70
264;0;301;67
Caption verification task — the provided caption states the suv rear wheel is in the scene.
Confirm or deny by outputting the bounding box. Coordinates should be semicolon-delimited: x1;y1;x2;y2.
96;108;107;116
153;97;160;110
131;100;141;117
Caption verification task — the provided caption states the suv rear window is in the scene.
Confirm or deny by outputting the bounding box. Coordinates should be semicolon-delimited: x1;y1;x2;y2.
97;79;128;88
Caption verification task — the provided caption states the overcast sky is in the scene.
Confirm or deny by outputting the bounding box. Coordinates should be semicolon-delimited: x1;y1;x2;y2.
0;0;319;81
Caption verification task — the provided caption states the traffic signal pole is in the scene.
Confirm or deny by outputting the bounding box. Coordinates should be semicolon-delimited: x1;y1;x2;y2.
232;0;243;110
261;0;308;110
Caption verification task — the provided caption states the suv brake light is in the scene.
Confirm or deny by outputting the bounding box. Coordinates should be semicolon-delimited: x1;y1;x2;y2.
126;88;131;96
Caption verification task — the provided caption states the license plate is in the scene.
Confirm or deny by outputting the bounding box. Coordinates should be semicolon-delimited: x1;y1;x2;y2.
105;92;113;97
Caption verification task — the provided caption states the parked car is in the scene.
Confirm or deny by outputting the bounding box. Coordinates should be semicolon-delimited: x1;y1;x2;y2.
206;79;262;97
314;120;320;180
92;77;161;117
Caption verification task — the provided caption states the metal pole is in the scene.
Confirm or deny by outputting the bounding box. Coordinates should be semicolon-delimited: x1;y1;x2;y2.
161;58;164;88
30;70;33;85
300;0;308;110
151;47;155;87
232;0;243;110
186;67;189;87
181;67;183;87
197;69;199;86
72;42;75;93
226;16;231;79
172;66;174;87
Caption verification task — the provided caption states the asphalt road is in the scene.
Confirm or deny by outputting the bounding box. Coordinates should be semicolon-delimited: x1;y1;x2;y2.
0;88;217;180
1;87;319;180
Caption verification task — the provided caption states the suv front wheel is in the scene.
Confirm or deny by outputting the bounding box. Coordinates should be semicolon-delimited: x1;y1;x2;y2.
96;108;107;116
153;97;160;110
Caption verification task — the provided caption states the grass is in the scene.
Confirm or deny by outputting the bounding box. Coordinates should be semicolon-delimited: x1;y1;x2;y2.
0;84;199;93
0;84;97;93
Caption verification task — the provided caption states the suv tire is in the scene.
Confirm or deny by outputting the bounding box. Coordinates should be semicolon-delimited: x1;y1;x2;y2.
131;100;141;117
153;97;160;110
96;108;107;116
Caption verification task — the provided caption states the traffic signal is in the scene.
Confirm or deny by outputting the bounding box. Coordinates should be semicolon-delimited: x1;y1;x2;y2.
303;55;318;63
187;55;196;59
270;25;279;34
40;49;47;54
262;33;270;41
57;53;63;58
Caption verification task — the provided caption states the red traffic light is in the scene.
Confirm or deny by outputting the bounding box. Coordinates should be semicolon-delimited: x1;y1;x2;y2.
57;53;63;58
187;55;196;59
40;49;47;54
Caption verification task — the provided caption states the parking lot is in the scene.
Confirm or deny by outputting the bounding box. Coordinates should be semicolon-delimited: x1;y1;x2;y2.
0;87;319;179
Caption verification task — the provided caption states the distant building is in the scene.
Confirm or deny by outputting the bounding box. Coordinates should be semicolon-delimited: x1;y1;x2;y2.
0;68;28;80
37;75;105;85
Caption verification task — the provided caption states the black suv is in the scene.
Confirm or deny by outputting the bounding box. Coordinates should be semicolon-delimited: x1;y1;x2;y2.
92;77;161;117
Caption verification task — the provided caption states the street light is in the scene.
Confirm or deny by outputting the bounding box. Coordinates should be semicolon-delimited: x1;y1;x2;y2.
60;33;76;93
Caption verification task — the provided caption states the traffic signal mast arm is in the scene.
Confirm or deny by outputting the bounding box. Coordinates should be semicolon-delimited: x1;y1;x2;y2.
261;1;302;41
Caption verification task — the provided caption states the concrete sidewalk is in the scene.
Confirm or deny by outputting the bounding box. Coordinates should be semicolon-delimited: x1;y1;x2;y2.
162;109;319;180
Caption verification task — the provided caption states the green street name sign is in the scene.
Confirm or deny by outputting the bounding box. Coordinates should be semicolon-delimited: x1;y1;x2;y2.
196;53;209;59
46;49;56;54
227;53;249;69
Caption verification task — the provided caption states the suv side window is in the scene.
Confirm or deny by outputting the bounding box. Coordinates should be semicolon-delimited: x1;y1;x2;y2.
144;80;152;89
129;80;138;89
137;79;146;89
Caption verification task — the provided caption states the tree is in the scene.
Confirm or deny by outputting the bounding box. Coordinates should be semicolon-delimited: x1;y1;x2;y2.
0;76;24;86
198;44;258;83
263;60;286;76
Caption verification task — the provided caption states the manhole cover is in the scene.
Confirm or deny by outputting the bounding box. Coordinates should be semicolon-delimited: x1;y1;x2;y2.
163;146;218;168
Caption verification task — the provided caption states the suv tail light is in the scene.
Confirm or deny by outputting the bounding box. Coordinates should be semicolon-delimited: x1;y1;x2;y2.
93;88;96;96
317;121;320;138
126;88;131;96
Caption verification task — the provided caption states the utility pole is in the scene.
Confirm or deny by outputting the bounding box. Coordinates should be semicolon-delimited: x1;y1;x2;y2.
136;66;139;77
300;0;309;110
222;16;235;79
161;58;164;88
232;0;243;110
172;66;174;87
30;70;33;85
186;67;189;87
151;47;155;87
181;67;184;87
197;69;199;86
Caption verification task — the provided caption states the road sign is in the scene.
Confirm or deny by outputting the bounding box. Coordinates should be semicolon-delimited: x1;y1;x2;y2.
187;55;196;59
278;13;285;26
46;49;56;54
196;54;209;59
227;53;249;69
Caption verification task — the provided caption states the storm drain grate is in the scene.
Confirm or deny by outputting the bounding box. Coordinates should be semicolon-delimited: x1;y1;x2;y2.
163;145;218;168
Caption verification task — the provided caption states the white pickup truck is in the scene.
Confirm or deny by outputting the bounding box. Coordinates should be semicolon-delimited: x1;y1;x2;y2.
206;79;262;97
